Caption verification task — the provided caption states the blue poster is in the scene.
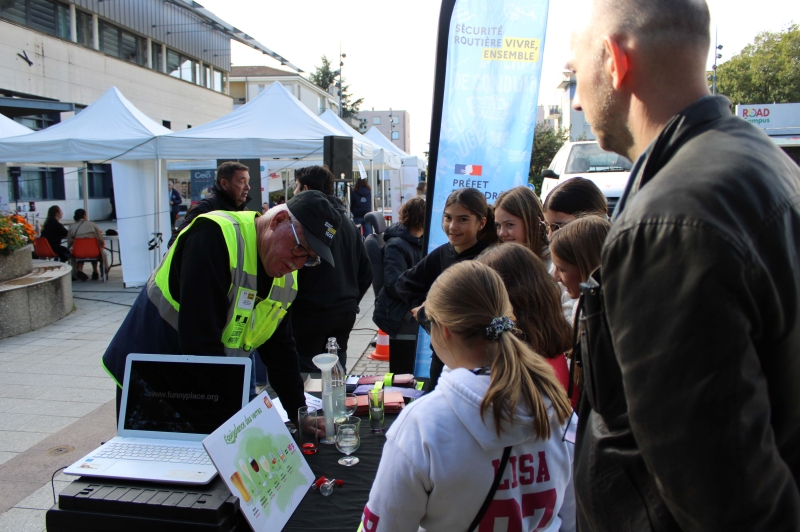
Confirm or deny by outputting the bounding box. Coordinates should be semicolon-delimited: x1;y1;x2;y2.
428;0;550;252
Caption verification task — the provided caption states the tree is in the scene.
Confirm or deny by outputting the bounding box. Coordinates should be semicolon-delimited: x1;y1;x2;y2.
717;24;800;105
308;55;364;119
528;122;570;194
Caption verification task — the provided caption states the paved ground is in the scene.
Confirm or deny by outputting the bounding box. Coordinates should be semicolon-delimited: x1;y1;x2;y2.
0;264;387;531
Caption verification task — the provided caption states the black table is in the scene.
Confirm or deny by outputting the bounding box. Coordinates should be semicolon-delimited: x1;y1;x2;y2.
46;415;394;532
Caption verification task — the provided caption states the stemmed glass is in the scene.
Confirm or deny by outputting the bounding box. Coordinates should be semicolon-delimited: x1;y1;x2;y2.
344;393;358;417
335;424;360;466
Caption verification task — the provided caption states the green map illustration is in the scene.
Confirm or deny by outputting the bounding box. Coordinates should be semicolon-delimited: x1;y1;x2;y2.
232;427;306;517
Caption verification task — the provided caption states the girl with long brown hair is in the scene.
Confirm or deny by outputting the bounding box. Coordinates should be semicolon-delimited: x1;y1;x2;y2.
364;261;575;531
478;243;573;392
494;186;549;259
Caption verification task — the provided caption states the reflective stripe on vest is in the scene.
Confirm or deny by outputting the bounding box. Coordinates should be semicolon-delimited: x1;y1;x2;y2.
145;210;297;357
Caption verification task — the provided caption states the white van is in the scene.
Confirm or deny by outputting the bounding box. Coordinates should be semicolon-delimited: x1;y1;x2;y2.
540;141;632;214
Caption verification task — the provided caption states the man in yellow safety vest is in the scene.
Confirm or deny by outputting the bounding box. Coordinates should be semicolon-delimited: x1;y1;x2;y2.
102;190;341;423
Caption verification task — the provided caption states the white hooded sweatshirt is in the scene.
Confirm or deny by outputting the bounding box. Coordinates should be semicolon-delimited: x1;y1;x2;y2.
362;368;576;532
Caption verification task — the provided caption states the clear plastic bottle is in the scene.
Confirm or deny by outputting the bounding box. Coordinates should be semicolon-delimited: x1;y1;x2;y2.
327;337;347;420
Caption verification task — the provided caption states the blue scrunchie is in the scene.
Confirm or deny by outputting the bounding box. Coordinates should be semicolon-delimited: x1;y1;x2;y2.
485;316;514;341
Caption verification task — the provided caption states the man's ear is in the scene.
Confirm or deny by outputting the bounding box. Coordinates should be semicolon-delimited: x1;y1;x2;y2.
603;35;629;90
269;210;289;229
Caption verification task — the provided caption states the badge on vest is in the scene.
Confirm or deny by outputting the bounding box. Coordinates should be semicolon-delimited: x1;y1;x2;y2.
237;289;257;310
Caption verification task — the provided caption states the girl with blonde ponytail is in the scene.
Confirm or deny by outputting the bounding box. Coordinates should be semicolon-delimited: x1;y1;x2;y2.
363;261;576;532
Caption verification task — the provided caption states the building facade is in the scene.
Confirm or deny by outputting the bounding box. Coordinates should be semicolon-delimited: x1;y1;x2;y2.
228;66;338;116
545;72;595;141
357;109;410;153
1;0;294;220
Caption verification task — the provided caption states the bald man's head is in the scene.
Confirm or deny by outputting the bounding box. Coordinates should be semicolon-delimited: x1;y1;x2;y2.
594;0;710;53
569;0;712;160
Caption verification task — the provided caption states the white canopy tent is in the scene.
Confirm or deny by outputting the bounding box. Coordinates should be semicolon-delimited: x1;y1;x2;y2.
0;87;172;287
0;113;33;139
157;82;373;162
363;127;423;221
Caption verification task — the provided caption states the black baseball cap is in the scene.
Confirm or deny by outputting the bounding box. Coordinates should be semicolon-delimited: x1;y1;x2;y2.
287;190;340;267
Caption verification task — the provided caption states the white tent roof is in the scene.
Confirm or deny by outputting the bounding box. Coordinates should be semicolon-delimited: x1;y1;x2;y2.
0;87;169;163
157;82;373;161
364;126;411;159
0;114;33;139
318;110;400;169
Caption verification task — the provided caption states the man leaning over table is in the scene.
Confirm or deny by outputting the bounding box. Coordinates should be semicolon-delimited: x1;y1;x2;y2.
102;191;341;427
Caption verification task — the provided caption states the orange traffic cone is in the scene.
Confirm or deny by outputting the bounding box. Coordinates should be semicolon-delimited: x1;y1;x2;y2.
369;329;390;361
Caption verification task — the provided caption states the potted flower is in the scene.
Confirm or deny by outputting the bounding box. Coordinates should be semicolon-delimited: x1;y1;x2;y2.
0;213;36;283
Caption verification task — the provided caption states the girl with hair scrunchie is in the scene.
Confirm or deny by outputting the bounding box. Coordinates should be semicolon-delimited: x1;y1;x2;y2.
363;261;575;532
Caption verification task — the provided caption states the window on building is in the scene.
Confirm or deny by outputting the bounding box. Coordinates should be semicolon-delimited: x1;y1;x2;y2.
257;84;266;94
373;117;381;125
391;131;400;140
99;21;146;66
151;41;162;71
1;0;70;39
213;69;223;92
201;65;210;88
76;9;92;47
392;116;400;124
167;49;181;78
9;167;65;201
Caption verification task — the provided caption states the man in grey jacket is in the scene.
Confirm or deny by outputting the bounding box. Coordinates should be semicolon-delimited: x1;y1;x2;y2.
569;0;800;530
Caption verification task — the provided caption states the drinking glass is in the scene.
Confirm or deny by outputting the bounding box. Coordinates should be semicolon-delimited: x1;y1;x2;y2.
335;415;361;436
369;389;385;433
344;393;358;417
335;424;360;466
258;455;273;485
297;406;319;455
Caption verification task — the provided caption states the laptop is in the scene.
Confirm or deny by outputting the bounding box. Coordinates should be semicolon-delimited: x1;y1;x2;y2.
65;354;251;485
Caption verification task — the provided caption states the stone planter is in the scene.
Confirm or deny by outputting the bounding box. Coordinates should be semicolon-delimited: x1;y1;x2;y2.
0;244;33;283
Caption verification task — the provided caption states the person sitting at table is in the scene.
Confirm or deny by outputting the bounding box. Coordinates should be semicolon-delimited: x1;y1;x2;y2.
41;205;69;262
363;261;575;532
68;208;109;281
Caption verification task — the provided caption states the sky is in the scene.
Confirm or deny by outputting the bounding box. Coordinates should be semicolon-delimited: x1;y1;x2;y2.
198;0;800;158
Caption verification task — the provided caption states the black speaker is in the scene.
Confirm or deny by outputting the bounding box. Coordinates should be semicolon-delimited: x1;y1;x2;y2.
324;136;353;182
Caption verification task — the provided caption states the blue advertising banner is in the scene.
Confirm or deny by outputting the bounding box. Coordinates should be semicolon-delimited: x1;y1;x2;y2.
427;0;550;252
415;0;550;377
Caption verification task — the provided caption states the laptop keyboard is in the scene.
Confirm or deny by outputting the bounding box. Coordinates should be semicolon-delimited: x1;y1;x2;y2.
95;442;212;465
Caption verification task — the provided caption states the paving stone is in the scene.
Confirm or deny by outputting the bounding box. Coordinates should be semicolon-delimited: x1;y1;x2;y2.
0;431;50;452
0;507;46;532
0;452;17;466
9;400;101;418
17;415;79;434
0;413;37;430
14;480;72;510
0;385;43;400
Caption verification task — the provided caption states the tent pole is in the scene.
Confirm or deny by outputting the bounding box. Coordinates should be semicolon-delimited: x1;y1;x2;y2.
381;163;386;214
369;160;375;211
82;161;89;215
155;159;162;268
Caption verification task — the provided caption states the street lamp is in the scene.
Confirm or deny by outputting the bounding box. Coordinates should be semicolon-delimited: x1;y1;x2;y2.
337;51;346;118
712;29;723;95
388;108;395;145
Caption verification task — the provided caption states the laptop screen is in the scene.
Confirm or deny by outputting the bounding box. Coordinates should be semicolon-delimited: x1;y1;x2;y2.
123;359;246;435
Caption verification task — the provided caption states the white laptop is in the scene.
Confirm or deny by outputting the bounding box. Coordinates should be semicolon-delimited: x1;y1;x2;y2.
64;354;251;485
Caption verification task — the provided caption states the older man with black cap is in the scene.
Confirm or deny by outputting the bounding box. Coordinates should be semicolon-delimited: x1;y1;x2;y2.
102;190;341;424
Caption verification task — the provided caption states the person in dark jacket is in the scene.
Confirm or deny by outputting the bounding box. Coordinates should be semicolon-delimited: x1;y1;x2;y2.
395;188;490;387
40;205;69;262
291;166;372;371
350;178;372;236
569;1;800;530
168;180;182;229
373;197;425;337
168;161;251;247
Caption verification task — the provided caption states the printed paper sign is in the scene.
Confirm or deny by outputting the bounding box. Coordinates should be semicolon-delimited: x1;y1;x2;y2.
203;392;314;531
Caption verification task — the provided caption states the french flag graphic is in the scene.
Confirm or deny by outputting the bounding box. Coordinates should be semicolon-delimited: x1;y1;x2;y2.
455;164;482;176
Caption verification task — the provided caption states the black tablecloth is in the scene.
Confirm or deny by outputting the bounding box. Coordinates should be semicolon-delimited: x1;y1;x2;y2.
283;414;394;532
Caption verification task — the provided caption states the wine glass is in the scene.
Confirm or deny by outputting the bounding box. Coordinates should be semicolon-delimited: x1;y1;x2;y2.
344;393;358;417
335;424;360;466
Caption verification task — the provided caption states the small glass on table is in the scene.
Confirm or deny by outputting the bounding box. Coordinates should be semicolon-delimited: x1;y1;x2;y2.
297;406;319;455
335;415;361;436
335;424;360;466
369;388;385;433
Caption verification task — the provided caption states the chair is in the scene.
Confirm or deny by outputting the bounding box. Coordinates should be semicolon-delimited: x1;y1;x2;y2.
72;237;106;282
33;237;59;260
363;211;388;297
